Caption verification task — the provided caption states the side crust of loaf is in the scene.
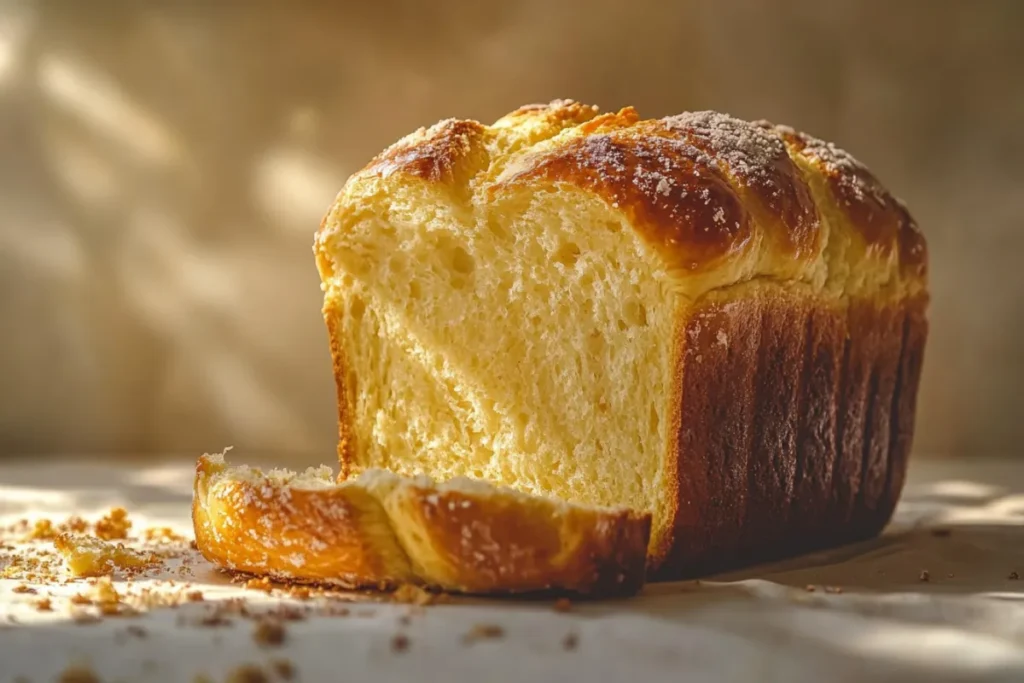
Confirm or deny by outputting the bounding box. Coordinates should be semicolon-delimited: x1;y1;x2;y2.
192;452;651;596
652;285;927;578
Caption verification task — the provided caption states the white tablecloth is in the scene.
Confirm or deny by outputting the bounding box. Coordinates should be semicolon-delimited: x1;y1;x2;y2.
2;457;1024;683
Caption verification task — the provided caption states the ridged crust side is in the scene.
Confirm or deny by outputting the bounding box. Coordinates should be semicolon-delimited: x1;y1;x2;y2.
192;453;652;596
652;286;928;578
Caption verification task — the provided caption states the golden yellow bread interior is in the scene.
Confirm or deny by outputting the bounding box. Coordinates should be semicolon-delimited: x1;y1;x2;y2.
192;451;652;595
314;101;928;568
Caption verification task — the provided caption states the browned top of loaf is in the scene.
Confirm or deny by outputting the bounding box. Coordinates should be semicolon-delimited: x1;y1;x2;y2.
348;99;926;286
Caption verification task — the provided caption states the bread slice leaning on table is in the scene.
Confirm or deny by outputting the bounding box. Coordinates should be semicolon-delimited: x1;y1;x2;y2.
192;451;651;596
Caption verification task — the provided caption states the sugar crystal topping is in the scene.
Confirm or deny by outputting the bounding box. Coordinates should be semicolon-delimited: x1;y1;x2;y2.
663;111;785;188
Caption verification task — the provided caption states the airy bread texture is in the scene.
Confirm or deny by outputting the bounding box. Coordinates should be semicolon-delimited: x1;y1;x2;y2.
314;100;928;578
192;451;651;595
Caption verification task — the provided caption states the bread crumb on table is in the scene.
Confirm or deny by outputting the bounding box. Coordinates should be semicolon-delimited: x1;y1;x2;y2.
94;508;131;541
391;583;435;605
253;620;287;647
563;632;579;651
225;665;268;683
463;624;505;643
54;533;157;578
919;570;930;582
244;577;274;593
553;597;572;612
391;634;410;652
270;659;295;680
57;666;100;683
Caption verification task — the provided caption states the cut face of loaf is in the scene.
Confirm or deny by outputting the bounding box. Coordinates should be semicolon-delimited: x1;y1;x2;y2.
314;101;929;578
192;451;651;595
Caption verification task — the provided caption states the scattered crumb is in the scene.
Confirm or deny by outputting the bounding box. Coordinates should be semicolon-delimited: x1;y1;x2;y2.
198;612;232;628
391;634;410;652
12;584;37;594
254;620;287;647
289;586;311;601
245;577;274;593
391;584;434;605
824;586;843;594
35;597;53;612
563;632;579;651
1009;571;1020;580
143;527;185;543
26;520;56;541
57;666;99;683
94;508;131;541
270;659;295;680
947;572;955;579
54;533;156;577
463;624;504;643
226;665;268;683
91;576;120;605
63;517;89;534
126;625;148;638
553;598;572;612
72;611;101;625
804;585;816;592
186;590;204;602
919;570;930;582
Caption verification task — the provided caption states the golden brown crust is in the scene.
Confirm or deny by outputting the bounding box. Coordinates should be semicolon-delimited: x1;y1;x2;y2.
495;122;755;274
192;454;411;587
775;125;928;280
651;285;928;579
192;453;651;596
498;99;602;128
386;482;649;596
364;118;488;186
327;100;924;287
322;299;355;480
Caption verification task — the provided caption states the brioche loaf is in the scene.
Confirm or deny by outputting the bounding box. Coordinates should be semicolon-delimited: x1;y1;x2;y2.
192;451;651;595
314;100;928;579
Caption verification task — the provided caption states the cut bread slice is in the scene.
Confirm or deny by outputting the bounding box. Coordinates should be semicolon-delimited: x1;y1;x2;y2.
192;451;652;596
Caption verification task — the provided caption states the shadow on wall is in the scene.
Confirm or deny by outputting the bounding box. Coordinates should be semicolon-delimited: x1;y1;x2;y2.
0;0;1022;461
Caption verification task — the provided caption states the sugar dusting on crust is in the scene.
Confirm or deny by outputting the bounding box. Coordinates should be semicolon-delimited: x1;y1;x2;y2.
774;124;890;207
366;118;486;184
664;111;785;188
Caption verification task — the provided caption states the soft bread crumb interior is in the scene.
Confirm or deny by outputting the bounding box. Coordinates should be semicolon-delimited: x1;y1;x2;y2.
325;187;674;517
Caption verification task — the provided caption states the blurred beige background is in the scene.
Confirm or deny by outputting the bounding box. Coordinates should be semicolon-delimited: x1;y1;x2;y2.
0;0;1021;463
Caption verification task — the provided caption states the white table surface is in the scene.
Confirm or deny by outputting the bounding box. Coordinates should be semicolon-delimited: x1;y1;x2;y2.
3;457;1024;683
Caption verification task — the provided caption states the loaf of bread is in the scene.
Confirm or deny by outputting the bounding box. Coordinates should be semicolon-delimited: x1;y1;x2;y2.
314;100;928;579
192;451;651;595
